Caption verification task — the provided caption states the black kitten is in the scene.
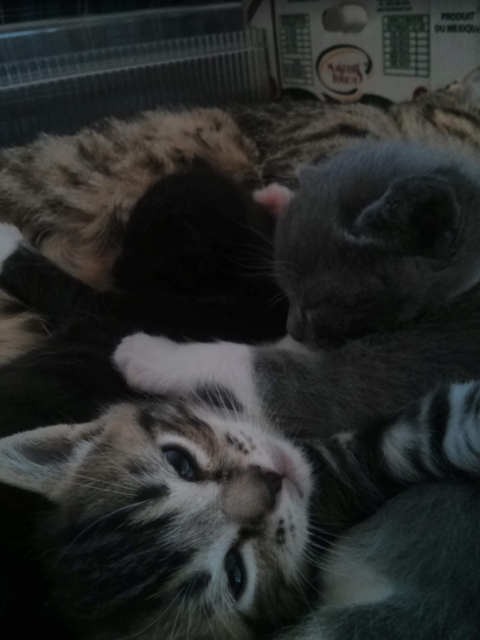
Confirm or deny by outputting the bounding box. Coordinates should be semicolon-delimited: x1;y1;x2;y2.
115;158;276;295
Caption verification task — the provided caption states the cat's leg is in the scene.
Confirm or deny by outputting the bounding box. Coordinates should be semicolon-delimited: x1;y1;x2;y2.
378;380;480;480
0;223;97;327
113;333;310;413
318;379;480;514
114;334;259;411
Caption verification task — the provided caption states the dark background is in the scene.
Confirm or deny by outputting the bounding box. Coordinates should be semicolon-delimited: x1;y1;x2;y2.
0;0;238;25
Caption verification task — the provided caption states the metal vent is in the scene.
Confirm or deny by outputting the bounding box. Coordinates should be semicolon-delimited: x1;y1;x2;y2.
0;6;269;148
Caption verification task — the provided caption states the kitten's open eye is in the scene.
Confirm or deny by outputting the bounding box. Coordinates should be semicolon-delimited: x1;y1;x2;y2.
224;549;246;600
163;448;197;481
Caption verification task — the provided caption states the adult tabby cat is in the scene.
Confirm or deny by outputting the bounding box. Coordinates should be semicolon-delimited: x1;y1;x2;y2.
1;67;480;362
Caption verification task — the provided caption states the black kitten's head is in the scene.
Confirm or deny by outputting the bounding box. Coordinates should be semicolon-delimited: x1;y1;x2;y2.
114;160;275;294
272;142;480;345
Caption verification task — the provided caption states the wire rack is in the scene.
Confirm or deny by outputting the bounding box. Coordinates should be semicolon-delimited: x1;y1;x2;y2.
0;5;270;148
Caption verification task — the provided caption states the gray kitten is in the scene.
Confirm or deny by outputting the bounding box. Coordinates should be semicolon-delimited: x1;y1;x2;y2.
258;142;480;344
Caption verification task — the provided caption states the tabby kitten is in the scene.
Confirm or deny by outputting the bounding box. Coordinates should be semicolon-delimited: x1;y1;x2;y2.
2;350;480;639
111;331;480;640
257;140;480;344
1;68;480;361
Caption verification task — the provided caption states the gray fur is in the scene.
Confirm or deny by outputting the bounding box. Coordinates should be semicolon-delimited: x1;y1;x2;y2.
276;141;480;343
0;73;480;363
279;484;480;640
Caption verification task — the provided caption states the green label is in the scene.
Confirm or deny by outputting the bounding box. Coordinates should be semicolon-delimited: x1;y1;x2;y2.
279;14;314;86
383;14;430;77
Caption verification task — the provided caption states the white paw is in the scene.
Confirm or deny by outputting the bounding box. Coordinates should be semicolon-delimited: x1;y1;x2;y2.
113;333;183;393
0;223;23;271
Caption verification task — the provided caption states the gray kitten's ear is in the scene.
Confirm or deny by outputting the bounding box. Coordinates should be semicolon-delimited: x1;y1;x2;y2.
253;183;294;217
446;65;480;104
0;421;100;501
350;175;460;258
296;166;322;195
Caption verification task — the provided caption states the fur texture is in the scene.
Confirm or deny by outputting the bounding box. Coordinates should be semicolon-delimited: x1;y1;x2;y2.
1;70;480;362
4;325;480;639
3;217;480;638
274;141;480;344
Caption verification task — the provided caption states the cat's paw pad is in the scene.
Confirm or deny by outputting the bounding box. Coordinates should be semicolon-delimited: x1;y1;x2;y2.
253;184;293;217
0;224;23;271
113;333;181;391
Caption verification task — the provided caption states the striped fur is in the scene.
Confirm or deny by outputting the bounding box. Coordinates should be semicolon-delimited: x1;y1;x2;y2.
0;399;315;639
1;237;480;636
1;70;480;362
109;333;480;640
1;328;476;638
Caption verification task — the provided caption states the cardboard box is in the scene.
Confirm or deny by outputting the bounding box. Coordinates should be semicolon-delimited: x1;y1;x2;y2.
244;1;480;103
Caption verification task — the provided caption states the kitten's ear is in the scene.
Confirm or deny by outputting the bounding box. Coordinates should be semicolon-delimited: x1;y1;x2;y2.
0;421;100;501
446;65;480;104
253;183;294;217
296;166;322;194
350;175;460;258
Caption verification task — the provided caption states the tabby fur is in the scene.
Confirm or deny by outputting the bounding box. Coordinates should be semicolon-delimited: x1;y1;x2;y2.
0;69;479;362
3;344;480;639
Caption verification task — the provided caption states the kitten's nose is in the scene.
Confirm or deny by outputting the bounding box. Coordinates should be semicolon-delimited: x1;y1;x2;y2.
222;468;283;523
263;471;283;501
287;308;305;342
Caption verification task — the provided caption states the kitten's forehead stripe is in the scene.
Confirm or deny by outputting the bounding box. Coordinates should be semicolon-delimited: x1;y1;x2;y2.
138;407;157;436
143;400;219;454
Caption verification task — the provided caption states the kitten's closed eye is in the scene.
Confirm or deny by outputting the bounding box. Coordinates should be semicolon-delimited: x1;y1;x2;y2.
163;447;198;481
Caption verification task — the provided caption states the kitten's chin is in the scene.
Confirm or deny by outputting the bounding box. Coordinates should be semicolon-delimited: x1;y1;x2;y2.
274;443;312;501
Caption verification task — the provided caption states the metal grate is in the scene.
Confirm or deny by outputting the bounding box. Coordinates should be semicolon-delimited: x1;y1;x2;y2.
0;6;270;148
0;1;239;25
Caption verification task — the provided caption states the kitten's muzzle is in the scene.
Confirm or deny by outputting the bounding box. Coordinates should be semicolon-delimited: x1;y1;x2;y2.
222;468;283;523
